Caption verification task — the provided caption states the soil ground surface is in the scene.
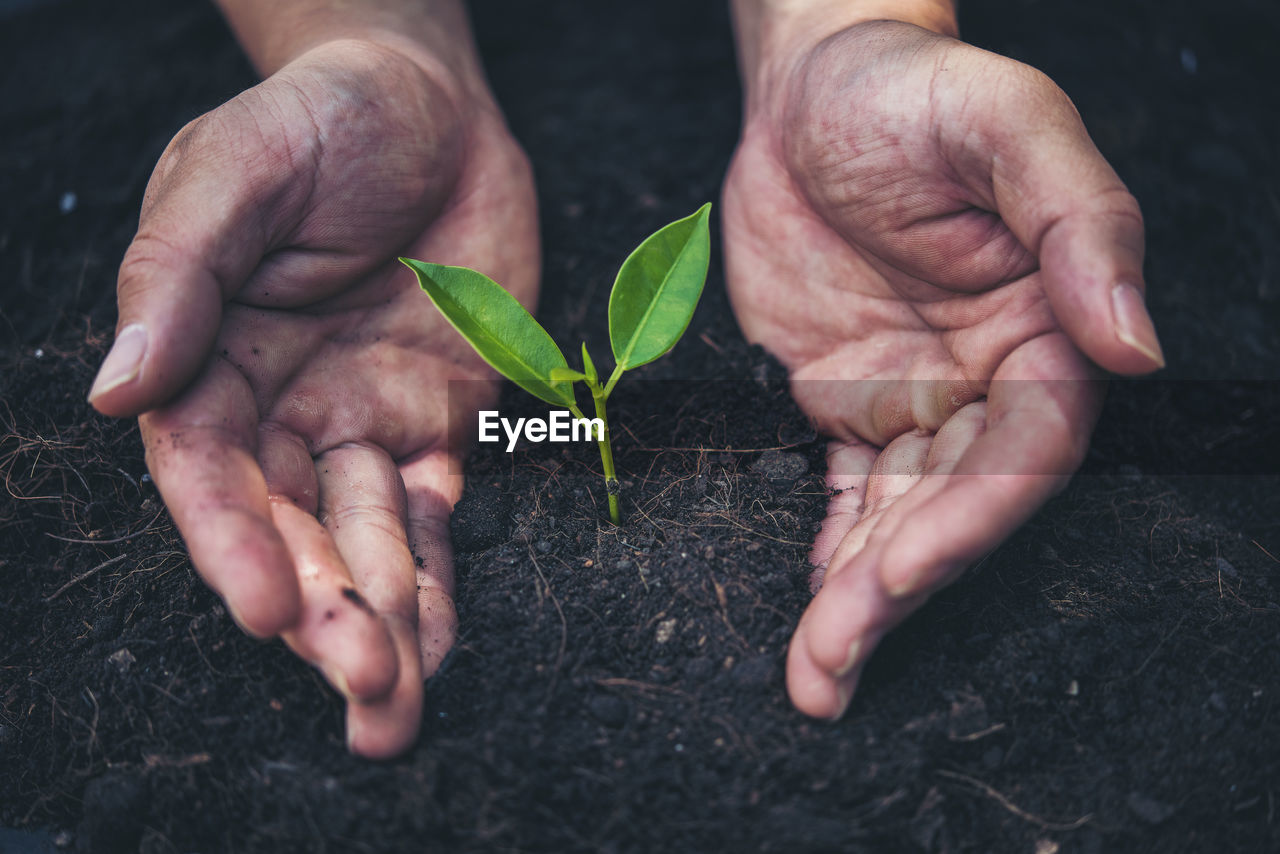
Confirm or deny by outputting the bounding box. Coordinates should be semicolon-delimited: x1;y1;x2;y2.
2;0;1279;851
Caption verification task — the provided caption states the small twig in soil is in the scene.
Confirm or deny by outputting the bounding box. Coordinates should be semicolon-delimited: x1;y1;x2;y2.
1252;539;1279;563
594;677;687;698
145;680;188;706
42;553;128;602
45;507;165;545
698;330;725;355
188;624;223;676
528;547;567;701
526;459;568;496
144;752;212;769
626;442;812;453
693;511;808;546
1133;613;1188;677
935;769;1092;831
709;575;750;651
623;493;664;533
948;722;1007;742
80;685;100;758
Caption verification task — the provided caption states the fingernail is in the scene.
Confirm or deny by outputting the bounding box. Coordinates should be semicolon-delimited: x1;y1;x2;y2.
323;666;357;702
225;600;250;633
1111;284;1165;368
88;323;147;401
345;717;361;754
885;567;922;598
885;560;965;598
835;639;861;677
830;680;853;721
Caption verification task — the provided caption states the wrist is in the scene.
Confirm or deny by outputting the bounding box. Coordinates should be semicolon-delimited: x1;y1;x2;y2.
731;0;958;116
215;0;495;110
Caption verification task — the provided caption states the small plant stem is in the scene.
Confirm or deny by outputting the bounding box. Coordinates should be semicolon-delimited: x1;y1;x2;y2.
602;364;624;400
568;396;621;524
591;389;621;525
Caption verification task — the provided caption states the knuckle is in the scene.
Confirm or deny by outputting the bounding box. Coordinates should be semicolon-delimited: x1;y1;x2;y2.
407;511;450;542
996;59;1075;114
147;115;206;191
324;503;408;544
115;230;197;311
118;230;184;283
1099;186;1144;226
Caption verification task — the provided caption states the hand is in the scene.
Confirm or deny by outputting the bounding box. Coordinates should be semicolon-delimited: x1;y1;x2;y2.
89;38;538;756
722;17;1163;719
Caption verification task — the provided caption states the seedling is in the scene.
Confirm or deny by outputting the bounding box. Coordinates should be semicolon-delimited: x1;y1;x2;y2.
401;203;712;525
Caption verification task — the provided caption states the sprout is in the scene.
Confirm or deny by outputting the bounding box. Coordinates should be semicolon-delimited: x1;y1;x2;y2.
401;203;712;524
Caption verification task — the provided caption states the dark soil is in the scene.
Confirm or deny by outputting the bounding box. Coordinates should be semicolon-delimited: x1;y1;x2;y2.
2;0;1279;852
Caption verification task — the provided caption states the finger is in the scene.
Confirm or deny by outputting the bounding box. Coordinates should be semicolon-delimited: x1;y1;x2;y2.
979;63;1163;373
313;440;420;738
319;445;459;758
790;408;1066;721
399;449;463;677
139;359;300;637
316;442;417;621
819;428;934;587
788;431;939;719
877;335;1101;596
312;442;423;756
787;551;906;720
346;615;424;758
787;459;960;719
89;92;309;417
257;423;320;514
789;339;1100;720
790;373;986;449
808;439;876;587
272;497;400;703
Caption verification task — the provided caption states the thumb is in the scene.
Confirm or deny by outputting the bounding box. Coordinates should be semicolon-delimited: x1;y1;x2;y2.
986;68;1164;375
89;95;301;416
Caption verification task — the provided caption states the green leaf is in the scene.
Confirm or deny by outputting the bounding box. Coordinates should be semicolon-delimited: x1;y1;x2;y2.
608;203;712;372
580;342;599;386
400;258;575;407
550;367;586;383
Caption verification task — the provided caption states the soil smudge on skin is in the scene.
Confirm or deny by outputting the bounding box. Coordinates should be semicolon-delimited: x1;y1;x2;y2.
341;586;378;617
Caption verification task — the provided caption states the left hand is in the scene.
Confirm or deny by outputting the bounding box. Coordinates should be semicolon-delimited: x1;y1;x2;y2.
722;16;1164;719
90;39;539;756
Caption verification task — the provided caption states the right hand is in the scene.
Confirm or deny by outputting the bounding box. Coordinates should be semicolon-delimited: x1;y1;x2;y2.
722;16;1161;720
89;38;539;757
